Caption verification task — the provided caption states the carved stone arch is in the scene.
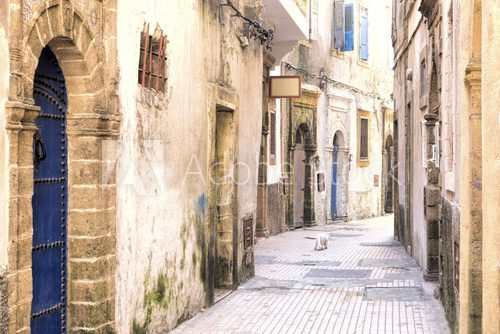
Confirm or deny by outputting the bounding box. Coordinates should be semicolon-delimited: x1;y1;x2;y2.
328;120;349;150
295;122;311;144
22;5;105;116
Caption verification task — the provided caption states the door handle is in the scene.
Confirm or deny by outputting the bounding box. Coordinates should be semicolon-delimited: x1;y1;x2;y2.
33;130;46;169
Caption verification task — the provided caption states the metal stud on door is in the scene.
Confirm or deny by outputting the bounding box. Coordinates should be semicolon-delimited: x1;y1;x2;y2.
31;47;68;333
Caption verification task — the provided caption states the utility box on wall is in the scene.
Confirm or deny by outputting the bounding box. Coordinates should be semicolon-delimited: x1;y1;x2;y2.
243;216;254;249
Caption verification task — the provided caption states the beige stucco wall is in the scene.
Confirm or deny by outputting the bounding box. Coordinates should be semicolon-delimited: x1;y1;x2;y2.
481;0;500;331
116;0;263;332
441;0;461;199
458;0;475;331
0;0;10;268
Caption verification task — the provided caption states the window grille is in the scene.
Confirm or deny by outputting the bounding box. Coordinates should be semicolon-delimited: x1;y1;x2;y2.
139;25;167;92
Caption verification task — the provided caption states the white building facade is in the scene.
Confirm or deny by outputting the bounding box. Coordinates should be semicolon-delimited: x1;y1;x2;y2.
265;0;394;230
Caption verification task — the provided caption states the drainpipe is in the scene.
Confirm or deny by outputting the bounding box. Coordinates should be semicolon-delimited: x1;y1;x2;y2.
308;0;312;40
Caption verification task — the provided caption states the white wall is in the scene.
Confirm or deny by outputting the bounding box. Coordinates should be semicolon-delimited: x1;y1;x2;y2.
268;66;283;185
116;0;263;332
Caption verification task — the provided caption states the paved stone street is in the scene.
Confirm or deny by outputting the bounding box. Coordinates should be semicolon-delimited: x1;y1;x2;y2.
172;215;450;334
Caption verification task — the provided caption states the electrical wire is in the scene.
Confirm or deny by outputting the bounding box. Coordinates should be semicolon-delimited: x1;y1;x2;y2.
220;0;274;50
283;61;393;104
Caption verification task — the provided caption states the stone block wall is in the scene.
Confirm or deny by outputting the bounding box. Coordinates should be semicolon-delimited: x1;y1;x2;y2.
267;183;285;236
0;267;7;334
440;197;459;332
2;0;120;332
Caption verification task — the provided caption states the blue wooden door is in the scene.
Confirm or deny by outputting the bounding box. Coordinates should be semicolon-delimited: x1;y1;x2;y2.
31;47;68;333
331;146;338;218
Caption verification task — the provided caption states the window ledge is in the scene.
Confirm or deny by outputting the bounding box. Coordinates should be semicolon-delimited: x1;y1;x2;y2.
331;50;344;59
357;159;369;168
420;94;428;110
358;59;369;68
269;155;277;165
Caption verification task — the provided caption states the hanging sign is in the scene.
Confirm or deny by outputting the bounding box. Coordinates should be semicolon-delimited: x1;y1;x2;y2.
269;76;301;98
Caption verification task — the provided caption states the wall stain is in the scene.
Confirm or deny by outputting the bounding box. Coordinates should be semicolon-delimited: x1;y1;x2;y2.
132;197;208;333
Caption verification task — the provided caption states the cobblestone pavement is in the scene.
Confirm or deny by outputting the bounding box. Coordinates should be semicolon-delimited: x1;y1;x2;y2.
172;215;450;334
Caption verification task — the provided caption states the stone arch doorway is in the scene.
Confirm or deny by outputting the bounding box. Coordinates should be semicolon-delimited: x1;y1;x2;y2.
292;123;315;228
31;46;69;333
384;135;394;213
331;131;346;219
4;2;119;331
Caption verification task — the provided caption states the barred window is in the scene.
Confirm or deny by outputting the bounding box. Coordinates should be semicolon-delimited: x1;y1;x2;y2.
139;25;167;92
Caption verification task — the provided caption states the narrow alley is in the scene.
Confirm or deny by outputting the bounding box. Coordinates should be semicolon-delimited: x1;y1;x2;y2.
173;216;449;334
0;0;499;333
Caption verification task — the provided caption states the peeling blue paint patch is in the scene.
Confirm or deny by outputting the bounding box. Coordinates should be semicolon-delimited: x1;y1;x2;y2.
197;194;207;214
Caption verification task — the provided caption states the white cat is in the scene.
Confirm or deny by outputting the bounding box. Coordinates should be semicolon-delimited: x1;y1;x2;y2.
314;233;330;251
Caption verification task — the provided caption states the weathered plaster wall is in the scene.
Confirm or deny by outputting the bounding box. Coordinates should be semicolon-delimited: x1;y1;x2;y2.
116;0;262;332
457;0;475;330
481;0;500;330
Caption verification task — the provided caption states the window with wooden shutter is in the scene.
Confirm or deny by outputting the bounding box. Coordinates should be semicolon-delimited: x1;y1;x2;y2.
269;111;276;165
357;110;370;167
332;0;345;51
138;24;168;92
360;5;369;61
343;3;354;51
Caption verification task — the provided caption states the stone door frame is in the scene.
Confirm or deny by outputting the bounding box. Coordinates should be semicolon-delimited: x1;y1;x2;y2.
285;88;320;228
5;1;119;332
206;84;240;305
